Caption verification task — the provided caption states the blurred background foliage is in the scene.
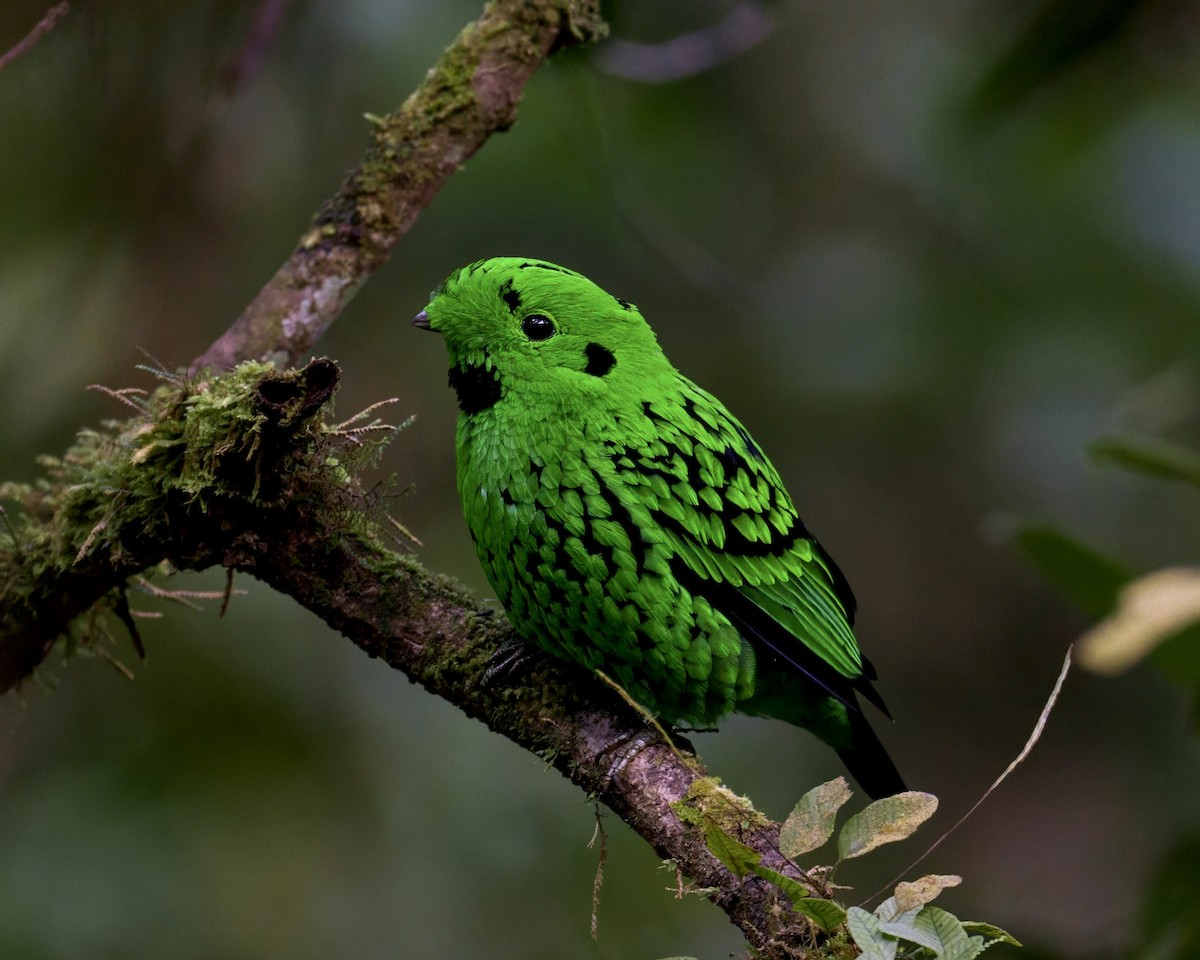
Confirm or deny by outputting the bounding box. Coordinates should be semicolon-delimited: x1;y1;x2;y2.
2;0;1200;957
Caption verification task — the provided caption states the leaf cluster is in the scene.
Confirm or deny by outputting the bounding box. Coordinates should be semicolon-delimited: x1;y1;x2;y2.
698;778;1019;958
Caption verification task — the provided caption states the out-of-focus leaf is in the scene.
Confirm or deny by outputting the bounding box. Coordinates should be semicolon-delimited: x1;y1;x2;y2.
1138;835;1200;958
1011;523;1132;618
1078;568;1200;674
846;906;898;960
837;792;938;861
1089;435;1200;489
702;820;759;878
779;776;852;858
964;0;1140;124
1149;622;1200;691
893;874;962;913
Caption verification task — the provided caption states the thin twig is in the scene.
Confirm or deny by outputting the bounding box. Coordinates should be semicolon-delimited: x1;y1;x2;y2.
216;0;292;99
589;804;608;940
867;646;1074;903
0;2;69;73
593;1;771;83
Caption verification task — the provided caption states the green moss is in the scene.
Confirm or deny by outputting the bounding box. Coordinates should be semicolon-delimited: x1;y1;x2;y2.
672;776;769;834
0;359;408;684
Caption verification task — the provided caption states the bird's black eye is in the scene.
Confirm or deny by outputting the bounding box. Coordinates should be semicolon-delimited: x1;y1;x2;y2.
521;313;555;341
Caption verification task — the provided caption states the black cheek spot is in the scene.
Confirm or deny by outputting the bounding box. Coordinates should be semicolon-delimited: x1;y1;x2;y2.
498;278;521;313
584;342;617;377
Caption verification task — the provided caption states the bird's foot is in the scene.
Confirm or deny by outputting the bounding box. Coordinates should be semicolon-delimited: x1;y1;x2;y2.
596;726;696;787
597;729;660;786
480;635;536;689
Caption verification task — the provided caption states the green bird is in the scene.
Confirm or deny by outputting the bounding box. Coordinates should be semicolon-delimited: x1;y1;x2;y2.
413;257;904;799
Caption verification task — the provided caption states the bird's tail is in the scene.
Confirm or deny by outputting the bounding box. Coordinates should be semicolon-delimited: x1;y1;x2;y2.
837;710;906;801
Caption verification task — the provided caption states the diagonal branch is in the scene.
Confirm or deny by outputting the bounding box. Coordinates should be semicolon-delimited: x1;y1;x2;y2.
191;0;608;373
0;359;828;957
0;2;70;73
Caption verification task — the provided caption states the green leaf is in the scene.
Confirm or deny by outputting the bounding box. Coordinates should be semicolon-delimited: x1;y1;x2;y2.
878;915;942;953
846;906;899;960
780;776;853;857
1136;835;1200;958
837;792;939;860
874;895;921;926
1089;435;1200;489
1011;523;1132;618
1078;568;1200;674
1148;621;1200;691
748;864;812;906
702;820;760;878
894;874;962;913
913;906;987;960
752;863;847;932
795;897;848;932
961;922;1022;947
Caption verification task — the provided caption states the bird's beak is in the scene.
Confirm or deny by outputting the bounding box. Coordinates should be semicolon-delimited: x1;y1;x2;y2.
412;310;432;330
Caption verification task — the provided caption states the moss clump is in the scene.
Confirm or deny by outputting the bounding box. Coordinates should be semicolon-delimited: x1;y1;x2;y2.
0;357;402;690
672;776;769;835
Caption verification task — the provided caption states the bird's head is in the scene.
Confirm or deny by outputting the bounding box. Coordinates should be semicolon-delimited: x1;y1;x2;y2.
413;257;664;414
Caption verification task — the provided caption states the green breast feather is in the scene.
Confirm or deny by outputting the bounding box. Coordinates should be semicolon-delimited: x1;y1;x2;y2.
413;257;905;799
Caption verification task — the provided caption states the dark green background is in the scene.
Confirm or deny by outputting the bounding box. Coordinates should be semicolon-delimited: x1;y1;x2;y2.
2;1;1199;957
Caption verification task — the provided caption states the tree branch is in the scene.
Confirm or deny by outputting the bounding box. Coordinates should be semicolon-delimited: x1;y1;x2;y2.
191;0;608;373
1;360;831;957
0;3;70;73
0;3;846;955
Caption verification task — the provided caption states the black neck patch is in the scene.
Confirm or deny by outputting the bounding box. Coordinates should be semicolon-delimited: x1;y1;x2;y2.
584;342;616;377
448;362;502;413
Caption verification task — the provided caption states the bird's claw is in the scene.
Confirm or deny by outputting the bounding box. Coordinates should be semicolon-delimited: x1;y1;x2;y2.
598;729;660;786
480;636;535;689
596;726;696;787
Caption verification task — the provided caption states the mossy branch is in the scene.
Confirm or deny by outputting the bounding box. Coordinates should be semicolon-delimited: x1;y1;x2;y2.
0;360;836;958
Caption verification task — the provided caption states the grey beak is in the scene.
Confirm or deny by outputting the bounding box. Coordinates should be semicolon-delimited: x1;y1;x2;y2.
412;310;432;330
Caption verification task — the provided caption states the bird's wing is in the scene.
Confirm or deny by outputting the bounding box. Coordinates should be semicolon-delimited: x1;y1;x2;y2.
627;377;884;712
